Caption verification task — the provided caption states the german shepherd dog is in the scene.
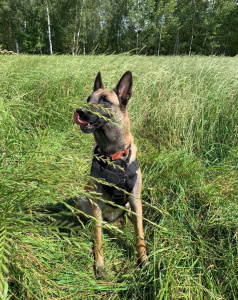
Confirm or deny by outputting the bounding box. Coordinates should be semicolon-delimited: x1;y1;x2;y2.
73;71;147;277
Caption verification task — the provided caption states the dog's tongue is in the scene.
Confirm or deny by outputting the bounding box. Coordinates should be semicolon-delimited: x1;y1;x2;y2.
73;110;89;127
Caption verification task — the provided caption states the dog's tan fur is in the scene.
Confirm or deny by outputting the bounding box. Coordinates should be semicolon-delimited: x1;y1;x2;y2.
75;71;147;277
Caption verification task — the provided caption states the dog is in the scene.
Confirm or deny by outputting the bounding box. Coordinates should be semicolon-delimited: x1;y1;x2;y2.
73;71;147;277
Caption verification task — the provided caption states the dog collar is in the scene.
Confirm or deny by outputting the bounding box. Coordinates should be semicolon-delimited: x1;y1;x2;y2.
97;145;131;161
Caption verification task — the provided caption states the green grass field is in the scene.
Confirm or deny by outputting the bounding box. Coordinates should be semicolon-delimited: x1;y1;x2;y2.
0;55;237;299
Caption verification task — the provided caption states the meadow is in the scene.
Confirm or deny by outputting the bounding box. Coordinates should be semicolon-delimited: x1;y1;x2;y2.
0;55;237;299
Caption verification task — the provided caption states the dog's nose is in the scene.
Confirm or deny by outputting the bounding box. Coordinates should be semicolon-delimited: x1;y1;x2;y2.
76;108;88;119
76;108;85;114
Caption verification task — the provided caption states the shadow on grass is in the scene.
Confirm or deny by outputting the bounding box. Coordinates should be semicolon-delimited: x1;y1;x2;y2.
33;197;136;258
32;197;87;234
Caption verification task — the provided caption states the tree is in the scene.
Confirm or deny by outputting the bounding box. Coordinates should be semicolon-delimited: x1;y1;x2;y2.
46;0;53;55
0;0;237;55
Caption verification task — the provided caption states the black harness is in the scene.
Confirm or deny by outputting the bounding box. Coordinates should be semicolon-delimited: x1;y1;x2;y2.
90;146;139;207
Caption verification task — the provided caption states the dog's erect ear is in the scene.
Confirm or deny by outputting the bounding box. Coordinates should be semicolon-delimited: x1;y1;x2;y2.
114;71;132;107
94;71;104;91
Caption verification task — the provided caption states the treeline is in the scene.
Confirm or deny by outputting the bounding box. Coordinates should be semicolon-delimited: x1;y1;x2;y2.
0;0;238;56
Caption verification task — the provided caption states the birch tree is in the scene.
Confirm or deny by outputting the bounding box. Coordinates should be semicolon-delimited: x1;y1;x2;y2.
72;0;85;55
46;0;53;55
0;0;238;55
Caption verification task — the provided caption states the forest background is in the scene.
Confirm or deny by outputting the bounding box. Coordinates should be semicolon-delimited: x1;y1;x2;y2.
0;0;238;56
1;0;238;298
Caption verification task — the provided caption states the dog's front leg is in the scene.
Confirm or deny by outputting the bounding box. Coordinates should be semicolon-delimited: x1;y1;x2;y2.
129;171;148;265
130;197;148;265
92;200;105;278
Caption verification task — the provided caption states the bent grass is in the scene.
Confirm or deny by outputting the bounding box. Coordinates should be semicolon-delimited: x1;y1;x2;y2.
0;55;237;299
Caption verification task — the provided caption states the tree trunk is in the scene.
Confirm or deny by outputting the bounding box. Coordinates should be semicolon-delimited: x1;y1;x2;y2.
174;30;179;55
136;30;139;54
72;1;78;55
75;27;81;55
189;1;196;56
38;36;42;54
202;30;208;49
72;31;76;55
136;0;140;54
83;41;86;55
46;1;53;55
75;0;85;55
15;36;19;54
189;29;194;56
157;20;164;56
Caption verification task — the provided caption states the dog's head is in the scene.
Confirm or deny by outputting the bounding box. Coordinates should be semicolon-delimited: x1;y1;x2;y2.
74;71;132;134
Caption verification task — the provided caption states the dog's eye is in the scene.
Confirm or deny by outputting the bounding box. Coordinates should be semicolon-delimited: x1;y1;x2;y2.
99;97;111;105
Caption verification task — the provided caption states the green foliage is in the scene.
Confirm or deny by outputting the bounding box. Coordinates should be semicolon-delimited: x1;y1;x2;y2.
0;0;238;55
0;55;237;299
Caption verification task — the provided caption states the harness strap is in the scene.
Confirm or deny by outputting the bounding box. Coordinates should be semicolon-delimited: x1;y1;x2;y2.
90;161;121;185
90;145;139;207
97;145;131;161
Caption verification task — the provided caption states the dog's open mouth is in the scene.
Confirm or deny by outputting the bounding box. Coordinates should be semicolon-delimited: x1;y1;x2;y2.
73;109;100;133
73;110;90;127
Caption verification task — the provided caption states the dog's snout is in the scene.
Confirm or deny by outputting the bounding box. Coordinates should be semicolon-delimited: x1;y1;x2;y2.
76;108;85;114
76;108;88;119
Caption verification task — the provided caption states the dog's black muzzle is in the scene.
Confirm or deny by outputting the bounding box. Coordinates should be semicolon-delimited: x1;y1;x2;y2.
75;108;104;134
76;108;95;122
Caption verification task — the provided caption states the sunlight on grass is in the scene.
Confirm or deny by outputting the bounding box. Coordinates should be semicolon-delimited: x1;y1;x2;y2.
0;55;237;299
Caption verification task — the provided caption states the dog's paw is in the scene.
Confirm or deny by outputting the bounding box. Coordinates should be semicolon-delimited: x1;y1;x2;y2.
137;256;150;268
143;260;150;267
94;265;107;279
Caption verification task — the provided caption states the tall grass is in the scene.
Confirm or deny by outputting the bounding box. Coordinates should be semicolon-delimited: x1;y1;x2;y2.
0;55;237;299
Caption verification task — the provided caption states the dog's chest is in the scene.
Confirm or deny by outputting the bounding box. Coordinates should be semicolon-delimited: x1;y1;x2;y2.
90;146;139;207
